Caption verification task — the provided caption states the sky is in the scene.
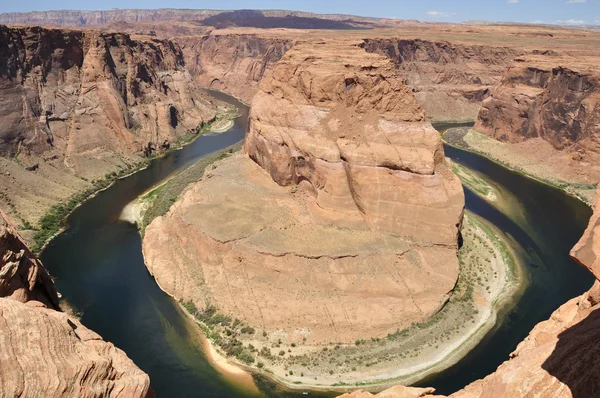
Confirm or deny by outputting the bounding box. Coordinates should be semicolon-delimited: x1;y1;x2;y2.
1;0;599;26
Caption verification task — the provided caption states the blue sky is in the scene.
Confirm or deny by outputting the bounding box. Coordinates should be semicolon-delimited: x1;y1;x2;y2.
1;0;599;26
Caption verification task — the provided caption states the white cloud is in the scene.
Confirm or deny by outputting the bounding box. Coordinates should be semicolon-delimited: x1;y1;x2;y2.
566;0;588;3
426;11;456;18
556;19;587;25
508;0;520;3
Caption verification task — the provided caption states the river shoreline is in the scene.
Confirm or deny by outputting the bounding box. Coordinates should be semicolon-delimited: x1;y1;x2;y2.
33;107;239;253
129;122;527;393
442;128;597;206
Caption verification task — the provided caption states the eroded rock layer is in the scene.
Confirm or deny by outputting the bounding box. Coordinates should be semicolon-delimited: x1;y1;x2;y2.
0;24;217;228
362;39;522;121
143;41;464;347
0;211;151;397
176;33;292;102
475;57;600;180
1;210;59;308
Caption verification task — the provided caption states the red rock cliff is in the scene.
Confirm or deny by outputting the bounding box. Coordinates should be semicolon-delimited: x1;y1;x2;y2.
475;57;600;166
175;33;292;102
245;40;464;243
0;25;217;229
361;39;522;121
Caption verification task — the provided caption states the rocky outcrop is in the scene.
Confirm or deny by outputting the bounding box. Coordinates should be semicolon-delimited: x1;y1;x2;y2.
175;33;292;102
0;210;59;308
0;299;152;397
338;385;436;398
143;41;464;376
0;211;151;397
362;39;522;121
475;58;600;165
0;24;217;228
245;41;464;242
571;187;600;285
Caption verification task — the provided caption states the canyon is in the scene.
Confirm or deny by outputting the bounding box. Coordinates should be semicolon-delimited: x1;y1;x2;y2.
0;25;220;241
142;40;468;385
1;8;600;398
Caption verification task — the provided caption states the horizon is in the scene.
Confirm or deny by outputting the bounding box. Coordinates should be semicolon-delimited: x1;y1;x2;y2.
1;1;599;27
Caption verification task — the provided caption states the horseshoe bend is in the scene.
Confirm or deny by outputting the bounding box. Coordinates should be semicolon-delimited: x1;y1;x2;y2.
142;41;470;385
0;6;600;398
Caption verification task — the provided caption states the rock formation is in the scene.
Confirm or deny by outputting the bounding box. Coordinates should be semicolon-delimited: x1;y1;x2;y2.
0;25;217;228
245;41;464;242
475;56;600;179
362;39;522;122
1;210;59;308
0;211;151;397
143;40;464;356
175;33;292;102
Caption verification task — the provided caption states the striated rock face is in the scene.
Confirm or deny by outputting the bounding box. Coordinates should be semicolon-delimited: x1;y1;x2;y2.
0;299;152;398
143;41;463;349
475;58;600;163
245;41;464;243
0;24;217;227
361;39;522;121
0;211;151;397
175;33;292;102
0;24;215;168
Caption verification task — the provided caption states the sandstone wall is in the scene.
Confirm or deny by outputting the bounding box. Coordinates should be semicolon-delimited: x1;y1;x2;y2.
475;59;600;162
0;25;216;167
361;39;522;121
175;34;292;102
0;24;217;228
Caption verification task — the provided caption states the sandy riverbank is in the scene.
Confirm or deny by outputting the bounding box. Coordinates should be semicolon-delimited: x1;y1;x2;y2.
151;210;523;393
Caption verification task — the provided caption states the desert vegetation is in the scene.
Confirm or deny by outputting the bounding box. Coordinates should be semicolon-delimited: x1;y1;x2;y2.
176;211;521;388
30;107;239;253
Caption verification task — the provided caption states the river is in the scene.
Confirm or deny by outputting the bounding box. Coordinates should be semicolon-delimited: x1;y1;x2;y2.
40;96;595;397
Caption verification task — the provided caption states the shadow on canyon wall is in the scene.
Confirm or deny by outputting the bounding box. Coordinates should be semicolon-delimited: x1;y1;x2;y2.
199;10;373;30
541;306;600;398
